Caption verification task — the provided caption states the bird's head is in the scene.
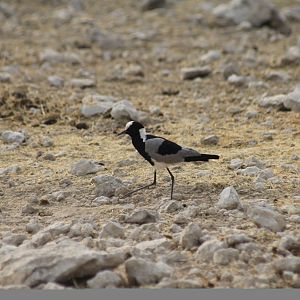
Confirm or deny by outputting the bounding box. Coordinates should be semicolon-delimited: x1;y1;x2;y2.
118;121;145;139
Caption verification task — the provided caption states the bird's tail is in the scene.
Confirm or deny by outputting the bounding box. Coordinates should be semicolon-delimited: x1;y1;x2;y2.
184;154;219;162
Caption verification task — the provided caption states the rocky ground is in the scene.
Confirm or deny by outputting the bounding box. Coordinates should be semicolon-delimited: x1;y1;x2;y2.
0;0;300;289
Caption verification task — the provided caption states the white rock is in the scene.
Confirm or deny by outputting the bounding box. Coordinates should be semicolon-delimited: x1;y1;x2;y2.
87;270;123;288
274;257;300;274
181;66;211;80
282;46;300;65
135;238;171;252
0;240;126;287
227;74;249;86
237;166;261;176
0;165;21;175
180;223;203;250
225;233;252;247
70;160;103;176
247;206;286;232
217;186;241;210
110;100;140;121
259;94;287;109
2;234;27;247
157;278;204;288
92;175;123;197
213;248;239;265
81;94;117;117
125;257;172;286
229;158;243;170
48;76;64;87
1;131;25;144
99;221;125;239
284;87;300;112
159;200;183;213
195;239;227;262
213;0;291;35
201;135;219;145
26;219;42;234
200;50;221;63
40;49;80;65
0;72;11;83
125;209;158;224
69;78;96;88
265;71;291;82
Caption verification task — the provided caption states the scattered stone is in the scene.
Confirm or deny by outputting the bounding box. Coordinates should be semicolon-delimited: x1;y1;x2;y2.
99;221;125;239
40;49;80;65
81;94;116;117
1;131;25;144
87;270;123;288
135;238;171;252
159;200;183;213
246;205;286;232
195;239;227;262
157;278;204;288
284;87;300;112
217;186;241;210
40;136;53;147
274;256;300;274
181;66;211;80
2;234;27;247
283;6;300;22
222;62;240;79
258;94;286;109
229;158;243;170
213;248;239;265
0;72;11;83
225;233;252;247
140;0;166;11
69;78;96;89
110;100;141;122
200;50;221;63
124;209;158;224
0;165;21;175
265;71;291;82
282;46;300;65
26;219;42;234
70;159;103;176
48;76;64;87
21;204;39;215
227;74;249;86
201;135;219;146
278;236;300;255
125;257;172;286
237;166;261;176
180;223;203;250
92;175;123;197
124;64;144;77
213;0;291;35
0;240;126;287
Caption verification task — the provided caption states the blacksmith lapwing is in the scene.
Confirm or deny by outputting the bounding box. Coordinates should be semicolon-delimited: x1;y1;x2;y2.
118;121;219;199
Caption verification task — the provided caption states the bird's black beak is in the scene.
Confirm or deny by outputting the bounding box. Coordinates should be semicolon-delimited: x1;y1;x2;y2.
118;130;127;136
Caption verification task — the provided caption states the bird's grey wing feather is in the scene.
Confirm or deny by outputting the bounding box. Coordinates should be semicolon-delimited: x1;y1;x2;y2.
145;138;201;164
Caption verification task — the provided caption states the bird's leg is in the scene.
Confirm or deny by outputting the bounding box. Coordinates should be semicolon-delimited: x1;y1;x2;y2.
123;170;156;198
166;168;175;200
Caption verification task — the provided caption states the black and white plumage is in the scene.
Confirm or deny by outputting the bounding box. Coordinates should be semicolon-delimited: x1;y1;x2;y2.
118;121;219;199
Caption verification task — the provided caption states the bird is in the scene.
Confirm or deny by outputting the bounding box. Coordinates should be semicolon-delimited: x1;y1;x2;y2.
118;121;219;200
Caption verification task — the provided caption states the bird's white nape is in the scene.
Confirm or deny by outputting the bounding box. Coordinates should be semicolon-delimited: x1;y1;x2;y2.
125;121;134;130
139;128;146;142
